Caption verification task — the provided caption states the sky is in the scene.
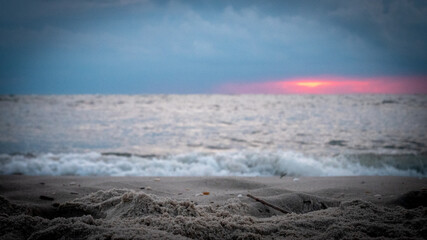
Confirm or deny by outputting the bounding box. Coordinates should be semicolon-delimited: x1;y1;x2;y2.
1;0;427;94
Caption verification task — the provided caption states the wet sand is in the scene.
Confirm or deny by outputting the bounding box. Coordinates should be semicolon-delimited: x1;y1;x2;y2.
1;176;426;239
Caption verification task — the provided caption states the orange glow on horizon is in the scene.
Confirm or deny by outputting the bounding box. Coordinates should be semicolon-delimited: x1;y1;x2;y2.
296;82;331;87
217;76;427;94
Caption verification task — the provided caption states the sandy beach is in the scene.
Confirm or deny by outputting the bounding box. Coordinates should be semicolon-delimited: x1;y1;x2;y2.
0;176;426;239
2;0;427;238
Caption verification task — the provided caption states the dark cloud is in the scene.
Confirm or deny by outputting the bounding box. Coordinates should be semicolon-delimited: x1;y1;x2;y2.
0;0;426;93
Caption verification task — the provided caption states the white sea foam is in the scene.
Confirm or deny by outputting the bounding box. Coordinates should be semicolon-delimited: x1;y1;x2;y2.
0;151;424;177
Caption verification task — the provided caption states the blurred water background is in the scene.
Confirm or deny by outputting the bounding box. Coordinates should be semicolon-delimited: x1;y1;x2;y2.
0;95;426;176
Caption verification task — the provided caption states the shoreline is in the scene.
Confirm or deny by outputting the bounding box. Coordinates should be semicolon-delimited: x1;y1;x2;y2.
1;176;426;239
1;175;426;205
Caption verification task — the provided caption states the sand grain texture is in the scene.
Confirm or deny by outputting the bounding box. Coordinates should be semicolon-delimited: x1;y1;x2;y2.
0;176;426;239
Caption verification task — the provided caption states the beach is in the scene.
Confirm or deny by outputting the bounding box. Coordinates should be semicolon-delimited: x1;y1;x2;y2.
1;175;426;239
1;95;426;239
2;0;427;238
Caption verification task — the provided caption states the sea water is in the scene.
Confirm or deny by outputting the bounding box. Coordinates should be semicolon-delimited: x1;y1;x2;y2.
0;95;426;176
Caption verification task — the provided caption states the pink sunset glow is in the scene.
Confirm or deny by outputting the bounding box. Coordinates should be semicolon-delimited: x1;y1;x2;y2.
217;76;427;94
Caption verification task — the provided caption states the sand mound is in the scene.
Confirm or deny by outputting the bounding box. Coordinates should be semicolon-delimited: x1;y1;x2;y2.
245;193;340;217
1;188;426;239
59;189;200;219
393;190;427;209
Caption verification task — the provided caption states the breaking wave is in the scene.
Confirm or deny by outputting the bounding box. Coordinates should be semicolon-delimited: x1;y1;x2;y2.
0;151;425;177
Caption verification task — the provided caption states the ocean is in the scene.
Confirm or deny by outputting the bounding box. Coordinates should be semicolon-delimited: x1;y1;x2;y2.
0;94;426;177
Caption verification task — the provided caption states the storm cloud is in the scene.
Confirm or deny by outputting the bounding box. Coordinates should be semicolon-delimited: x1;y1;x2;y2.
0;0;426;93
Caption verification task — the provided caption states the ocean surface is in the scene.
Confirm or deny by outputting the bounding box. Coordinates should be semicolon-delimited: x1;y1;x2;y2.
0;95;426;177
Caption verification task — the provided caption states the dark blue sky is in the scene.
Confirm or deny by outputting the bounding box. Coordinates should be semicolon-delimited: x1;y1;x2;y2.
1;0;426;94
